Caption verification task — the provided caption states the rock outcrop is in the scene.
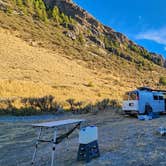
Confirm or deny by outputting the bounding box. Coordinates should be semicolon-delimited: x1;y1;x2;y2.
44;0;166;67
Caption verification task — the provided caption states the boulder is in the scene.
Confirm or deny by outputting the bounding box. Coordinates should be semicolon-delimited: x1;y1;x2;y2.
67;24;79;35
88;36;105;48
63;31;76;40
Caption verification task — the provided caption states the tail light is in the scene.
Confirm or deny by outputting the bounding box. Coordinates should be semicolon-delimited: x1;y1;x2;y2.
136;95;139;100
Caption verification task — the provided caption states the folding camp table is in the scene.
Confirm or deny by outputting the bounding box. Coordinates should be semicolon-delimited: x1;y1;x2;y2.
31;119;85;166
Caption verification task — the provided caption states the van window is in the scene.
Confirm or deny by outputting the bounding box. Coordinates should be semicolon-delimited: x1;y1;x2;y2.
123;92;129;100
159;96;164;100
163;94;166;99
123;91;139;100
153;95;158;100
130;92;138;100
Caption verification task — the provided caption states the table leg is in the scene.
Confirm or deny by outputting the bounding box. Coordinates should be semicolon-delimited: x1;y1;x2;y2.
65;126;69;152
31;127;42;165
51;130;57;166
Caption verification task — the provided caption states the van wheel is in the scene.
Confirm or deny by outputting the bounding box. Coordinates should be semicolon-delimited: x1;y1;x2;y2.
144;104;153;115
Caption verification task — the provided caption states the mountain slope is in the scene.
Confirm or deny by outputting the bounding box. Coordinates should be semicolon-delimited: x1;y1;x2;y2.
0;0;166;103
0;28;104;101
43;0;166;67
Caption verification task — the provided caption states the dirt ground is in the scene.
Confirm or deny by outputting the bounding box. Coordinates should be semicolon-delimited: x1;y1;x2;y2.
0;111;166;166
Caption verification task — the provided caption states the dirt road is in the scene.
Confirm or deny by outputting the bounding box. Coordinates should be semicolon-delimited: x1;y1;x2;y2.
0;111;166;166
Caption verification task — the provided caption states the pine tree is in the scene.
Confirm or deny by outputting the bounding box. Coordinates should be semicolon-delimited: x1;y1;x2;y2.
38;0;46;10
24;0;34;13
34;0;39;10
78;33;85;44
60;12;70;27
24;0;34;8
36;7;42;19
52;6;62;24
52;6;59;18
64;15;69;24
69;16;76;25
16;0;27;14
34;0;48;22
17;0;23;7
42;10;48;22
13;0;17;5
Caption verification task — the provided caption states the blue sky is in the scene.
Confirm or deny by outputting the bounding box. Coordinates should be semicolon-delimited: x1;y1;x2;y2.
73;0;166;58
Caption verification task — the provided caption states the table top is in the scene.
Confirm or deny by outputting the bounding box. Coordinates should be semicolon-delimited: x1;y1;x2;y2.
32;119;85;128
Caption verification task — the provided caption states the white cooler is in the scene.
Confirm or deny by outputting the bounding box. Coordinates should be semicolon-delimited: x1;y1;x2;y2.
79;126;98;144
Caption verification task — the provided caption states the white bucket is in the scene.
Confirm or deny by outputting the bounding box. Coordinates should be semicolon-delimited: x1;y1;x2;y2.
79;126;98;144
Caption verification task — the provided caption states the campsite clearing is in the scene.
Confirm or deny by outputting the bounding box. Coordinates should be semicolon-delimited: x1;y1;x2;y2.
1;111;166;166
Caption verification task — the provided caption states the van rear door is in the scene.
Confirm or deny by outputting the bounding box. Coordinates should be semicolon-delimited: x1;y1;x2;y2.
122;91;139;111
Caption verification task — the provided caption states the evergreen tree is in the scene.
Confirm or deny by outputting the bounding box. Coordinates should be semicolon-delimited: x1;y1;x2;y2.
63;15;70;24
24;0;34;13
38;0;46;10
60;12;65;22
69;16;76;25
52;6;62;24
24;0;34;8
60;12;70;27
17;0;23;7
34;0;39;10
52;6;59;18
52;6;76;26
42;10;48;22
16;0;27;14
34;0;48;22
78;33;85;44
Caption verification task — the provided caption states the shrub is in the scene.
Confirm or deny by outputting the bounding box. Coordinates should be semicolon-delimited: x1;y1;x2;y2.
156;58;163;66
75;101;83;109
81;104;93;114
69;16;76;25
159;77;166;86
96;98;110;110
110;99;121;108
51;6;76;27
15;0;27;14
0;109;6;115
129;45;140;53
0;95;64;116
66;98;75;112
104;36;112;49
12;107;37;116
51;101;64;114
77;33;85;44
6;7;13;14
21;95;55;112
86;81;94;87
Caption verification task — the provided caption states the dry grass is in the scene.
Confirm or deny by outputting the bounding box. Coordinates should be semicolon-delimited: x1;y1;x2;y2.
0;26;166;105
0;5;166;105
0;28;122;103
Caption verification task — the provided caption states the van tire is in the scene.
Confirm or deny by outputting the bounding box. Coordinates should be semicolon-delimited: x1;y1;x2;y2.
144;104;153;115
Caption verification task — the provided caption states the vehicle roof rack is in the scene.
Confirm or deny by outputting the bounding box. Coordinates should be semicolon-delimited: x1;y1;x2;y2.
137;87;152;91
137;87;166;93
152;89;166;93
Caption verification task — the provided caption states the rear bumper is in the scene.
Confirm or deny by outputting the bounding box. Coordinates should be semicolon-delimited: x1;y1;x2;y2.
124;110;139;115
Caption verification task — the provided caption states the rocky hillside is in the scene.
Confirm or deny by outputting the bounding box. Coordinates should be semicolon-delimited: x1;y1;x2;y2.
0;0;166;104
43;0;166;67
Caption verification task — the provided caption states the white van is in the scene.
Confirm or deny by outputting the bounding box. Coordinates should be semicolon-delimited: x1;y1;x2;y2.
122;87;166;115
